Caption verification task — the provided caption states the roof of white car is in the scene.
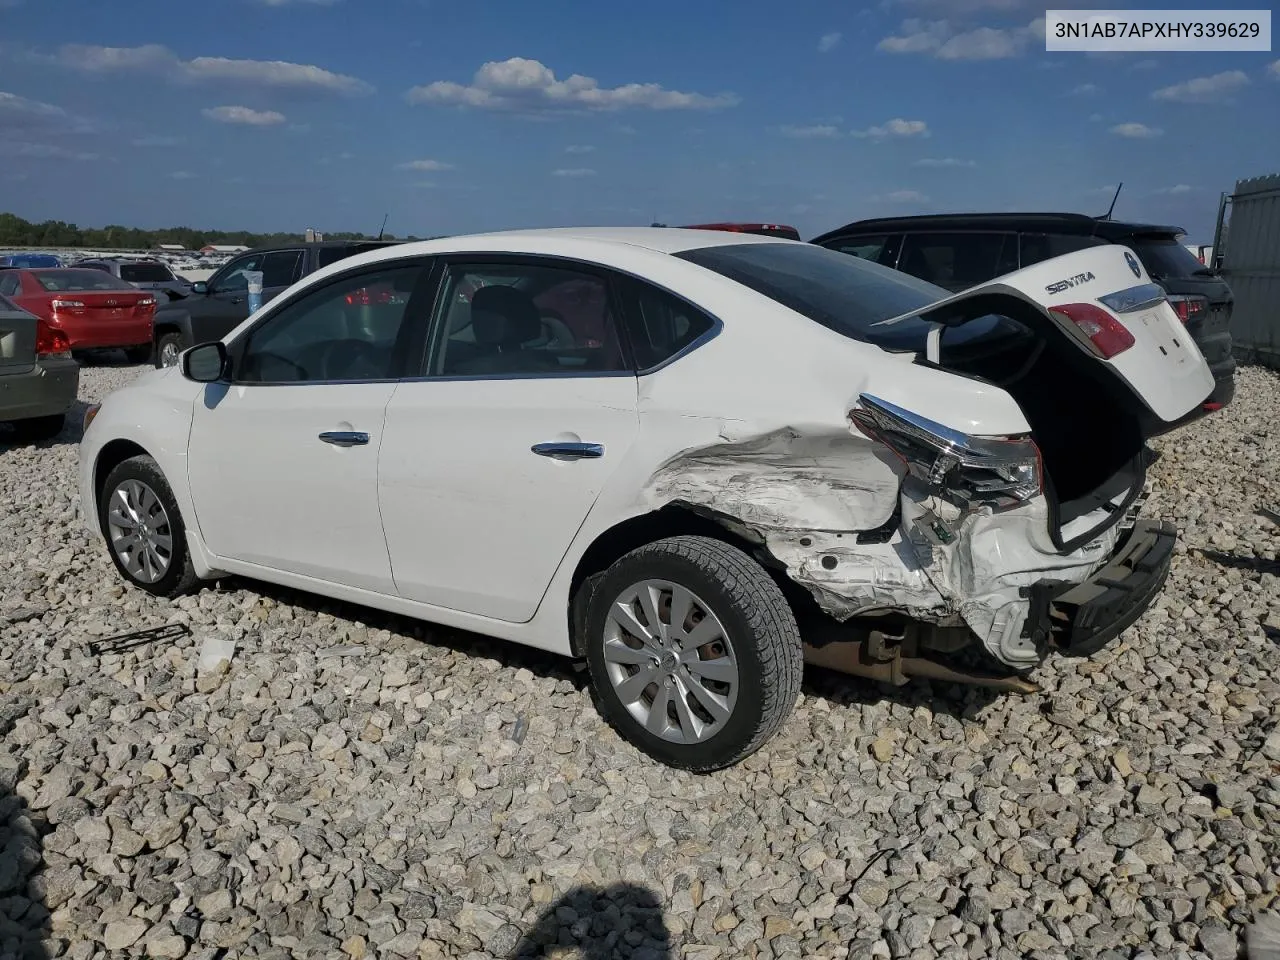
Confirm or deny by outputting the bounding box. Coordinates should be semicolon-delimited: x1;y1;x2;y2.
428;227;788;256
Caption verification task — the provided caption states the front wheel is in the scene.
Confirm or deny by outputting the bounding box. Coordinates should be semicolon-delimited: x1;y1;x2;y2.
99;455;199;597
155;332;185;369
584;535;803;771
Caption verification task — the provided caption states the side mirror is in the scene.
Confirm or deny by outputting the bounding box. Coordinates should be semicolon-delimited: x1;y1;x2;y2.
181;341;228;383
192;281;208;295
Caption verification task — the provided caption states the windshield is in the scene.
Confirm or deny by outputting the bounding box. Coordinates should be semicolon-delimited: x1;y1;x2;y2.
1129;236;1213;279
676;241;1010;351
31;269;135;292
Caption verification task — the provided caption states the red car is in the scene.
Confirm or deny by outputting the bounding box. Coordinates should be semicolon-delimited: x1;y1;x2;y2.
0;267;158;362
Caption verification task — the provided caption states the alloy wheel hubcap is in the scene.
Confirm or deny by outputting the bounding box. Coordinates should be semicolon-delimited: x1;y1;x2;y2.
160;343;179;367
107;479;173;583
602;579;739;745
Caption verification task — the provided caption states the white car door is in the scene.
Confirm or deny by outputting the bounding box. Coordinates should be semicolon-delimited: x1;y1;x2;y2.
186;260;435;594
379;258;639;622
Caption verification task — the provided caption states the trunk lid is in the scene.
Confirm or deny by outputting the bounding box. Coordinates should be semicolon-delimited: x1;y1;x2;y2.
0;297;37;376
49;290;155;320
876;244;1215;426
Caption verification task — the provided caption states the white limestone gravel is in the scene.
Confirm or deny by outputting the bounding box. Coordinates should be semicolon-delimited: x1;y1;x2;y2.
1;359;1277;960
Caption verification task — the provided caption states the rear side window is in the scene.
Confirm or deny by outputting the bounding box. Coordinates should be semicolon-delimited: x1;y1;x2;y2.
896;232;1018;290
120;263;174;283
1019;233;1108;268
0;274;19;297
1128;236;1211;279
77;262;113;273
318;246;361;269
621;280;716;369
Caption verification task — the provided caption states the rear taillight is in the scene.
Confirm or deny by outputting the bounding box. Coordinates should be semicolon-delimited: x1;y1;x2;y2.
850;395;1043;509
50;298;85;310
1166;294;1209;325
137;296;157;307
36;319;72;359
1047;303;1136;359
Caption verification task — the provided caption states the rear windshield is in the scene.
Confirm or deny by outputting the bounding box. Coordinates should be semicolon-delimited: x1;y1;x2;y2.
119;263;174;283
676;241;1008;351
2;254;62;268
31;270;135;292
1129;236;1212;280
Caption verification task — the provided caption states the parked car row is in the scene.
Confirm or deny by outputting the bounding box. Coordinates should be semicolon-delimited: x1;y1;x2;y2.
80;225;1217;770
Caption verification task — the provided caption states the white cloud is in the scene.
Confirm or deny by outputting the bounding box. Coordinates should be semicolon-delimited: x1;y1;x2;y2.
396;159;454;171
0;90;68;131
552;167;596;177
1152;71;1249;104
870;189;929;203
0;141;98;161
51;44;373;96
406;58;738;112
1070;83;1099;95
818;32;843;53
1269;60;1280;79
1130;58;1159;71
912;157;975;168
565;144;595;153
1157;184;1193;194
877;17;1044;60
779;124;842;138
169;171;196;180
851;118;929;139
202;105;287;125
1110;122;1162;138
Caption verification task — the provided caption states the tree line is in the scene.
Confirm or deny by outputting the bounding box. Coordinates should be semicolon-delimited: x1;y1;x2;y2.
0;212;420;250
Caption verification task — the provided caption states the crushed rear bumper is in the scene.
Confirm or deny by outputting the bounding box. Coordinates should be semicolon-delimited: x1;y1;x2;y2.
1029;518;1177;658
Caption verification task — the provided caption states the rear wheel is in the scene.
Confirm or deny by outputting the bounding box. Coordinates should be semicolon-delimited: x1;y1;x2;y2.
584;535;803;771
99;455;199;597
155;333;185;369
9;414;64;443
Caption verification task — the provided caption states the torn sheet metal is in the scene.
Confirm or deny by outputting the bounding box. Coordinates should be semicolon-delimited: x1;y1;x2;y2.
642;425;1128;670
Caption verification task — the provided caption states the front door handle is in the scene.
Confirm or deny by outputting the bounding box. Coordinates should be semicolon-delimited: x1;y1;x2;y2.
319;431;370;447
532;441;604;460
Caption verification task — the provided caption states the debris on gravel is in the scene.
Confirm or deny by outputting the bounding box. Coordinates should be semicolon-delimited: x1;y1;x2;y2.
1;360;1278;959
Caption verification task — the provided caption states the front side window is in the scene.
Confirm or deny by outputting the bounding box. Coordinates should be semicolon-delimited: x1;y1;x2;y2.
827;234;899;268
677;241;1010;352
209;253;265;294
77;262;113;274
31;270;134;292
0;273;19;297
430;262;629;377
234;263;427;384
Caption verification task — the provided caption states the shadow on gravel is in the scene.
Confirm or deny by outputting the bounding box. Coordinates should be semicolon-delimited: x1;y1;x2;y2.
0;753;51;960
509;883;671;959
212;577;1007;727
1197;547;1280;578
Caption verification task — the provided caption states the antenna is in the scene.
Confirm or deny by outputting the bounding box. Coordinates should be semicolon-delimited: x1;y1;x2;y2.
376;213;389;241
1102;183;1123;221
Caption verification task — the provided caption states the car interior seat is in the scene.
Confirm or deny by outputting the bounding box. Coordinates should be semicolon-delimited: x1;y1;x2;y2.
448;285;560;375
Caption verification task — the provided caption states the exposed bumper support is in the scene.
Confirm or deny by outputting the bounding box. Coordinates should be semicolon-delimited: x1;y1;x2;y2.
1040;518;1177;657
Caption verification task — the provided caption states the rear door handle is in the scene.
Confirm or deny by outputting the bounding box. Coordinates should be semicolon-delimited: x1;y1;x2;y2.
532;441;604;460
319;431;370;447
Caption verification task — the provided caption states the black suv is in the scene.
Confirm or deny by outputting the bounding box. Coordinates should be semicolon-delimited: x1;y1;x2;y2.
810;213;1235;412
151;240;403;368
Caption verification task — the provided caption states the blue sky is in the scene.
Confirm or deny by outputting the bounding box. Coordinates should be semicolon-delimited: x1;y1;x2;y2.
1;0;1277;242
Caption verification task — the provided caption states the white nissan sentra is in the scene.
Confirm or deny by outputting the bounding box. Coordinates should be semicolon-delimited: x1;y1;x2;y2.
79;228;1214;770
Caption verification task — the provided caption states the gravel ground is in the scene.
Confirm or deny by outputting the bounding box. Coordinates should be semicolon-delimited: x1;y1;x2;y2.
2;359;1278;960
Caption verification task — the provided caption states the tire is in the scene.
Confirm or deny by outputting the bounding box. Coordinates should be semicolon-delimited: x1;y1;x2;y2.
99;454;200;598
155;332;185;369
124;345;152;364
584;535;803;771
9;414;64;443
